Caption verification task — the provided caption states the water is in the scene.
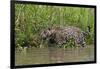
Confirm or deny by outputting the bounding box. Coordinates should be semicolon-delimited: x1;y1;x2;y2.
15;45;94;66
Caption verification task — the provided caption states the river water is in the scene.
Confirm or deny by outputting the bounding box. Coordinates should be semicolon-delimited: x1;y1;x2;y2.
15;45;94;66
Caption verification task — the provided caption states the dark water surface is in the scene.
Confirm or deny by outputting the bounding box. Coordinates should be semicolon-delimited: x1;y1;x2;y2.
15;45;94;66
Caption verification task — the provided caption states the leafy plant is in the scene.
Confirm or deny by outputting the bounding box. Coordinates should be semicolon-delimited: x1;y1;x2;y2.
15;4;94;48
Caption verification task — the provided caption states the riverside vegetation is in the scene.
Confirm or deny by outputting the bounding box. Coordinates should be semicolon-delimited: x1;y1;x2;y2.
15;4;95;49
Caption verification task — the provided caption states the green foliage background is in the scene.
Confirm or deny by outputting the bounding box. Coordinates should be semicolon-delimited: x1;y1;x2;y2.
15;4;95;48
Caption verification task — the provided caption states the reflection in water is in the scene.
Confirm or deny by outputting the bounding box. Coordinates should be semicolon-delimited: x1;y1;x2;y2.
15;45;94;66
48;47;65;63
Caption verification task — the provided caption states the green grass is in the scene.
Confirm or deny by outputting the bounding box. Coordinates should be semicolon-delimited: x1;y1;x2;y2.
15;4;95;48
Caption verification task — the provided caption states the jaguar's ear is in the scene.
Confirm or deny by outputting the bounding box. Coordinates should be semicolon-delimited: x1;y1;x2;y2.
48;28;51;30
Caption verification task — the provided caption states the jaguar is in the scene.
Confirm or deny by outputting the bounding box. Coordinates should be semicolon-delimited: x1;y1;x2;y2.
40;26;90;47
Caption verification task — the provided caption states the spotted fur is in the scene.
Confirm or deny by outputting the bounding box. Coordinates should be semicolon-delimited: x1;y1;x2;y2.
40;26;89;47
